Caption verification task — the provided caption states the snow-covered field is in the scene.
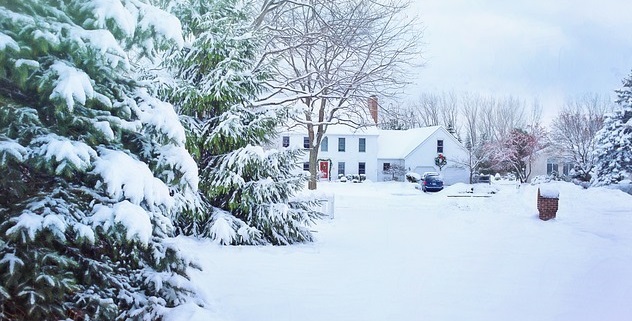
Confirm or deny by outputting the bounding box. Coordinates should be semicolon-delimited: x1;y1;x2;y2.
173;181;632;321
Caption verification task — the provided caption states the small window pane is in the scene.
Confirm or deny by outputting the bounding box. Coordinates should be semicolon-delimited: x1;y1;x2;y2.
321;137;328;152
359;138;366;152
563;163;571;176
282;136;289;147
437;140;444;153
303;162;310;171
359;162;366;175
303;137;310;149
338;162;345;175
338;138;345;152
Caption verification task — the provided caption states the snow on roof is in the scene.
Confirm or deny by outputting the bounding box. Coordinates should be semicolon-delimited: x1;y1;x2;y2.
377;126;441;159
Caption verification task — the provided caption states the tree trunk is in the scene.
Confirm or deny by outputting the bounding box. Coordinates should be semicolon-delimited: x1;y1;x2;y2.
308;147;319;190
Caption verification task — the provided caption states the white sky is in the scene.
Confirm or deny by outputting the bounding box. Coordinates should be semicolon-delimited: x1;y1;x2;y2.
403;0;632;120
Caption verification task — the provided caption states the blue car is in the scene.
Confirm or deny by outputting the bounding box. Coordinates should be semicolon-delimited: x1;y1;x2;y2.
422;175;444;192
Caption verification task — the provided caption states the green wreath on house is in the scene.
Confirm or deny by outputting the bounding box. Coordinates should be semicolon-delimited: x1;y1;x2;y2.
434;153;447;171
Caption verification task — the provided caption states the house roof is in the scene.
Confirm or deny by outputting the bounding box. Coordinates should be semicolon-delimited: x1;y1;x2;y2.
377;126;442;159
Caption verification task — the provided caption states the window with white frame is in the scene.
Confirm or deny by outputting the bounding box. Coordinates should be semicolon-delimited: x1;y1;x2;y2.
303;162;310;171
282;136;289;147
358;162;366;175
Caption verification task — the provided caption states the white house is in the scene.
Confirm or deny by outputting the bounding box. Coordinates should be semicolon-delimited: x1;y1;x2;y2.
377;126;469;184
277;124;380;181
530;147;576;180
277;124;469;184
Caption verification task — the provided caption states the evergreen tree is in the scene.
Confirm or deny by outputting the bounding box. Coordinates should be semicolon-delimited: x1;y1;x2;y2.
0;1;201;319
161;0;323;245
592;73;632;186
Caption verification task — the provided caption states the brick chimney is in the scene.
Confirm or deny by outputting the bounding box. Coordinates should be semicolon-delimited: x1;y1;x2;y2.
368;95;378;124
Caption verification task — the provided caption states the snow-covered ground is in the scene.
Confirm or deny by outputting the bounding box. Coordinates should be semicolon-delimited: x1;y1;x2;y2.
173;181;632;321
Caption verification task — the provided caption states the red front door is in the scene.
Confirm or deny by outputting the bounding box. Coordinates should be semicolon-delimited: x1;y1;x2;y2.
319;161;329;180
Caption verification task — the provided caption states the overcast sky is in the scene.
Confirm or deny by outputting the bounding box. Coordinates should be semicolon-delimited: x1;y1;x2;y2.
404;0;632;120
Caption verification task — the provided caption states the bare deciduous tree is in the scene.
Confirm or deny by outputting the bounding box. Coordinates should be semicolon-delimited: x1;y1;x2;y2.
440;91;460;135
456;93;529;182
261;0;423;189
485;125;548;183
457;93;486;183
550;93;614;181
380;91;460;133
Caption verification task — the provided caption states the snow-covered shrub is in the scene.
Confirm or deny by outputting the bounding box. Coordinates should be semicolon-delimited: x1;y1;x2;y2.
494;173;501;180
572;178;591;189
0;1;201;320
531;175;550;185
604;179;632;195
406;172;421;183
383;163;406;181
531;172;565;185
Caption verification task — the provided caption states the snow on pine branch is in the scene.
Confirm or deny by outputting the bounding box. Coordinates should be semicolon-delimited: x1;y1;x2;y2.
156;144;199;194
4;192;100;244
75;0;184;51
0;31;19;51
92;148;173;209
31;134;97;174
218;145;269;175
92;120;116;140
0;253;24;276
132;0;184;48
6;210;68;243
91;201;153;246
76;0;137;37
136;89;187;145
70;28;129;68
0;139;27;164
49;61;95;111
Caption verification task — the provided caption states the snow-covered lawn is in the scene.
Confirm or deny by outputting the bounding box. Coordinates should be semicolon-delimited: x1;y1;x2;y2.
174;181;632;321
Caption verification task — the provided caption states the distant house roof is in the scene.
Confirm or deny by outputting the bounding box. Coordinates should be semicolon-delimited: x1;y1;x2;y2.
377;126;442;159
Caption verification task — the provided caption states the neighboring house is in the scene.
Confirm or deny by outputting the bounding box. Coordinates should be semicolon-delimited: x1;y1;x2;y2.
276;124;469;184
277;124;380;181
531;148;575;180
377;126;469;184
